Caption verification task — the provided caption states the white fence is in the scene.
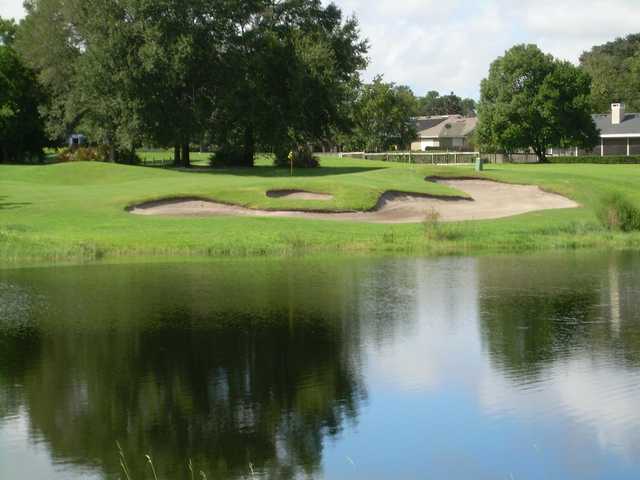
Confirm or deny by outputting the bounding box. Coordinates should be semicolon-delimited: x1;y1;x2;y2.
479;153;540;164
340;151;544;164
340;151;480;165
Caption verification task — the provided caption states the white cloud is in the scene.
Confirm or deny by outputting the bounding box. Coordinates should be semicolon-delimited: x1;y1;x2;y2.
330;0;640;98
365;257;482;391
0;0;25;21
478;355;640;460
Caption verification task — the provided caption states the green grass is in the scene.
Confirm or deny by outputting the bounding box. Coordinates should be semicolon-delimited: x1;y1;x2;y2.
1;155;640;265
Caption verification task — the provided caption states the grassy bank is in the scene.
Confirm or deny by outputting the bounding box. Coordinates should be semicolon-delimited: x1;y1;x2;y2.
1;156;639;265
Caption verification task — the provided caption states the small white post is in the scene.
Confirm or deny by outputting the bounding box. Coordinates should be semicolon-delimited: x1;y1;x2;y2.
601;138;604;157
575;146;579;157
627;137;630;157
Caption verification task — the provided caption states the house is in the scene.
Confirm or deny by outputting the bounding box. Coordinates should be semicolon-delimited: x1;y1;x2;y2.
592;103;640;156
411;115;478;152
551;103;640;157
68;134;87;149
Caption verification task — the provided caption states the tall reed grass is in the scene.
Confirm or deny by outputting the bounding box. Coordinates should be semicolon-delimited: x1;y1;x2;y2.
597;193;640;232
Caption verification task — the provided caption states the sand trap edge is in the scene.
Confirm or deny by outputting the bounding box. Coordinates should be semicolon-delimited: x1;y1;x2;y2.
266;190;334;200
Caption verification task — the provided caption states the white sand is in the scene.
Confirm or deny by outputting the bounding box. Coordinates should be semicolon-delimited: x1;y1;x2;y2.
129;179;579;224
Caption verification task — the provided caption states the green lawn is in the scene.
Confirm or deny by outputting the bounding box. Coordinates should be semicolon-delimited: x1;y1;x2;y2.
1;156;639;265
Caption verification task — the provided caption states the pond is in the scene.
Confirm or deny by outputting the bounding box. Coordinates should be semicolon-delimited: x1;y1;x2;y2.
1;252;640;479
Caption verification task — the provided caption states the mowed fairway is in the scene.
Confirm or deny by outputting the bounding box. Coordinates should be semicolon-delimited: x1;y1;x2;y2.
1;156;639;264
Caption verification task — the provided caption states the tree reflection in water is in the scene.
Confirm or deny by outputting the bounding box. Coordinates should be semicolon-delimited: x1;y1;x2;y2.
478;251;640;384
0;261;370;480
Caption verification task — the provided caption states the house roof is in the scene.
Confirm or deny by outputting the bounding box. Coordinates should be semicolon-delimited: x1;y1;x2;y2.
593;113;640;136
412;116;449;133
416;115;478;139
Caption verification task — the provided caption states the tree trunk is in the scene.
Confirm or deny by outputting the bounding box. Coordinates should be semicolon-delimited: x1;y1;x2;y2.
533;146;547;163
173;144;181;166
109;145;116;163
243;124;255;167
181;143;190;168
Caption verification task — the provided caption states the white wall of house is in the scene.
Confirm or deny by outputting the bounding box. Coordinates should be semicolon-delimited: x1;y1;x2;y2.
420;139;440;150
411;136;473;151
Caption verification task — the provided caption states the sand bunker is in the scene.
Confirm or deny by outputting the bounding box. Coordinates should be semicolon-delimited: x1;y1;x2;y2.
129;179;579;224
266;190;333;200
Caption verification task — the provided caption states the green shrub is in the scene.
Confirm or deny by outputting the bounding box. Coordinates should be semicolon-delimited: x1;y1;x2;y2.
274;146;319;168
58;147;101;162
548;155;640;164
597;193;640;232
57;147;140;164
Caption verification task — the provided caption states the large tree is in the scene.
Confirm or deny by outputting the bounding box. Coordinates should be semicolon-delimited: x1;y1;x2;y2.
477;44;598;162
17;0;226;166
213;0;367;166
346;76;417;152
0;17;47;163
580;33;640;113
16;0;82;144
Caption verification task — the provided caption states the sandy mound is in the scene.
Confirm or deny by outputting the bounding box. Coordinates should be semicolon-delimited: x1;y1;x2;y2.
266;190;333;200
129;179;579;224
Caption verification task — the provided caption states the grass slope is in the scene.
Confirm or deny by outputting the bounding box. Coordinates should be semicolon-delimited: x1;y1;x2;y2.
1;156;639;264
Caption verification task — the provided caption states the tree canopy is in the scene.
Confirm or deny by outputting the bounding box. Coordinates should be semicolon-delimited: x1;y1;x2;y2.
580;33;640;113
416;91;476;117
343;76;417;152
212;0;367;166
0;17;18;46
477;44;598;161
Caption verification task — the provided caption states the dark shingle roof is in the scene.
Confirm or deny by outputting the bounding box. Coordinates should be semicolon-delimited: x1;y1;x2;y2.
412;116;449;133
593;113;640;135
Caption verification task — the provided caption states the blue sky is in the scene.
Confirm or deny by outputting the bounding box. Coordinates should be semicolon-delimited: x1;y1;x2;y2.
2;0;640;98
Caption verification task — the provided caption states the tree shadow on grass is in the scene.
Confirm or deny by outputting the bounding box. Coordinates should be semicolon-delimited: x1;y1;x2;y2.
173;165;386;178
0;196;31;210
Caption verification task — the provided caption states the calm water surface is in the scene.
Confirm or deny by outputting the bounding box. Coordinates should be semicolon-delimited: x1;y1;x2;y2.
1;252;640;479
